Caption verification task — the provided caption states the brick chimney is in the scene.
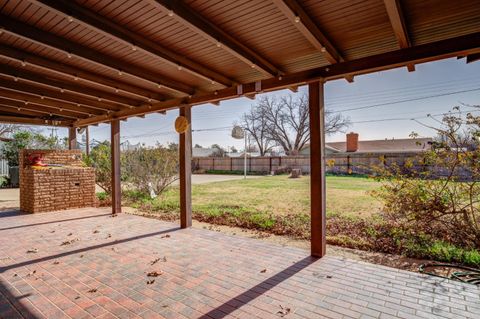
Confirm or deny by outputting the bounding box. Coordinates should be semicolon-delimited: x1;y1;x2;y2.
346;132;359;152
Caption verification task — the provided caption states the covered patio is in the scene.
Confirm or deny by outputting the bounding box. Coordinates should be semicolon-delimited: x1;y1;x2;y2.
1;208;478;319
0;0;480;317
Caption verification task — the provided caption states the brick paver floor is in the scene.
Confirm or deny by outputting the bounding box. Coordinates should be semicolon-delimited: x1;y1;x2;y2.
0;207;478;319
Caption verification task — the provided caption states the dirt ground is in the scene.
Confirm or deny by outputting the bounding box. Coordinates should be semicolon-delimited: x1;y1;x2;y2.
123;206;430;273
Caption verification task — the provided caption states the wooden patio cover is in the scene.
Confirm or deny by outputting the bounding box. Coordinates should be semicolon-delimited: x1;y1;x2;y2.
0;0;479;257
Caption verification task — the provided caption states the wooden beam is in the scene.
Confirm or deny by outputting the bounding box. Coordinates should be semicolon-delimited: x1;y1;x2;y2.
33;0;233;87
0;44;166;101
0;64;141;107
68;127;77;150
111;119;121;215
0;88;104;116
0;115;71;126
151;0;281;77
466;53;480;63
179;105;192;228
384;0;415;71
272;0;343;64
308;81;326;257
75;32;480;126
0;14;194;95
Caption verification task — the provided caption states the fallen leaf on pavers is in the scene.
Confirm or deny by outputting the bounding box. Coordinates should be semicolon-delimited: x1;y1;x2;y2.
150;258;161;265
146;279;155;285
260;269;267;273
53;261;60;265
26;270;37;277
326;275;332;279
61;238;79;246
80;255;84;258
75;296;80;300
277;305;291;317
93;230;100;234
27;248;38;253
106;234;112;239
147;271;163;277
110;214;117;218
67;233;73;236
87;288;97;293
50;230;55;233
13;273;17;277
160;234;170;238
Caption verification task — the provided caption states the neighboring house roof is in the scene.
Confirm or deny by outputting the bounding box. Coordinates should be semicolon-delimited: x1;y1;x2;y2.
327;137;433;153
192;147;216;157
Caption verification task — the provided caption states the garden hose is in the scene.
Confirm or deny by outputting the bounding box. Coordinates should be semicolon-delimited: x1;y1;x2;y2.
419;263;480;285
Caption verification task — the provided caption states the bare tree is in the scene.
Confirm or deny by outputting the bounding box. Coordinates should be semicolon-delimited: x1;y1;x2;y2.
239;94;350;155
0;124;21;138
238;99;274;156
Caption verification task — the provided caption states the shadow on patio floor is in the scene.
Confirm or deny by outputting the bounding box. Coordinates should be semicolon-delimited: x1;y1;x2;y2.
199;256;319;319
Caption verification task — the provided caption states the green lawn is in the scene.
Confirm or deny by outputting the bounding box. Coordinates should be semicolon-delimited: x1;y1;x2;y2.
124;174;480;266
126;174;382;230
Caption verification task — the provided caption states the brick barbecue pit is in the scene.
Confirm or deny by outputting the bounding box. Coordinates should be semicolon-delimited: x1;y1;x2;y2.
19;149;96;213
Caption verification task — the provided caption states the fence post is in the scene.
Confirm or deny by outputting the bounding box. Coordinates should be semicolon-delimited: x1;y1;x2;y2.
212;157;215;171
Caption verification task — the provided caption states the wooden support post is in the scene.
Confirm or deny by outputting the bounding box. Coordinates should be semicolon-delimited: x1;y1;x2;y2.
85;126;90;157
179;105;192;228
309;81;326;257
111;119;121;215
68;127;77;150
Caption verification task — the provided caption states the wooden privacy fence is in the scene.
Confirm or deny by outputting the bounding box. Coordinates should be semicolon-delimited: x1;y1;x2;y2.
192;152;421;175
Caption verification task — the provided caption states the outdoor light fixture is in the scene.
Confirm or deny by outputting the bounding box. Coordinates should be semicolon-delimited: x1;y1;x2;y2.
14;76;18;81
21;60;26;67
168;10;174;17
216;41;222;48
118;70;123;75
320;47;326;52
114;88;119;93
157;83;162;89
178;65;183;71
60;88;64;93
67;16;74;23
74;75;78;80
131;44;137;51
294;16;301;23
67;52;72;58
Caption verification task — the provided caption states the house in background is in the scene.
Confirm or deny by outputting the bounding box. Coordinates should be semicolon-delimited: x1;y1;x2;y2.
192;147;217;157
300;132;433;155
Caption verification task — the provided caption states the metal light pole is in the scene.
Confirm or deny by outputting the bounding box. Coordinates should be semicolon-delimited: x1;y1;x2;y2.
244;132;247;179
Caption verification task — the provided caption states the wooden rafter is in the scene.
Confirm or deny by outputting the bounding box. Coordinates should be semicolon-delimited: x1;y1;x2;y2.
150;0;281;77
0;88;105;116
0;45;165;101
384;0;415;72
75;32;480;127
0;115;72;126
0;64;141;107
0;14;194;95
0;78;123;112
32;0;234;87
0;98;84;119
272;0;343;64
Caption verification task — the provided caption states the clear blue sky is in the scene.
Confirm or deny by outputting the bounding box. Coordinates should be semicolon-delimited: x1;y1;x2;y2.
49;57;480;150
